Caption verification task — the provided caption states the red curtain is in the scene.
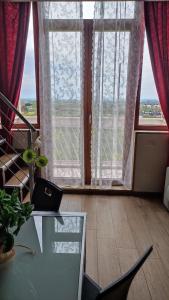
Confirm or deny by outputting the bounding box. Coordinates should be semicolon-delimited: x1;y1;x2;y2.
0;2;30;142
33;3;40;127
144;2;169;129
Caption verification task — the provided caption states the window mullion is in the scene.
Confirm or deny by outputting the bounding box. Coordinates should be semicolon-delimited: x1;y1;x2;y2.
83;20;93;185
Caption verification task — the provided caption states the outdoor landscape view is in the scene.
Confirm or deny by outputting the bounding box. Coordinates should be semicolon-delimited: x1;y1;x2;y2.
14;98;37;124
139;98;165;126
17;97;165;126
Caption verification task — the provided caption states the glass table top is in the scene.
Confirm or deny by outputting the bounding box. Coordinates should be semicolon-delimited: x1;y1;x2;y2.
0;212;86;300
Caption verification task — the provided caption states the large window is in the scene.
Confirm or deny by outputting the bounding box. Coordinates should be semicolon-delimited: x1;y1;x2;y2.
138;34;166;128
42;1;138;186
15;6;37;125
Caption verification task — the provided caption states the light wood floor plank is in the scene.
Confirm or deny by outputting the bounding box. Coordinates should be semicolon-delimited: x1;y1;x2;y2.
65;194;83;212
141;206;169;251
157;247;169;278
96;197;115;240
86;229;98;282
97;238;120;287
156;210;169;236
62;194;169;300
110;197;136;249
143;258;169;300
124;197;159;259
82;196;97;230
118;248;152;300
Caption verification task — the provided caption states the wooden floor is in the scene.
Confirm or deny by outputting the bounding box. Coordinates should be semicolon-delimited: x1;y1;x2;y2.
60;194;169;300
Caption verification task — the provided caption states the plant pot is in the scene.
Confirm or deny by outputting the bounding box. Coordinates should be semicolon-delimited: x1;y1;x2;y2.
0;247;15;264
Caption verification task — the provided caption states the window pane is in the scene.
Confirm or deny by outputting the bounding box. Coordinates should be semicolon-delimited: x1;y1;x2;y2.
49;31;83;184
84;1;135;20
92;31;130;182
44;1;135;20
15;6;37;124
43;2;82;19
95;1;135;19
139;34;166;126
83;2;95;19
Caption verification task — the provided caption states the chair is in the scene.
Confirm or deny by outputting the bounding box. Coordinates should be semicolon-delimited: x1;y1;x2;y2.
31;177;63;211
82;246;153;300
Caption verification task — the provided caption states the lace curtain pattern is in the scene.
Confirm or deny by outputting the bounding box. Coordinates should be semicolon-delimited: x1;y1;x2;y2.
92;1;144;187
38;2;84;184
38;1;144;188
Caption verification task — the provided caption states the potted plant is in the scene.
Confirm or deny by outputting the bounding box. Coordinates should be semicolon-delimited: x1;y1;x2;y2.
0;189;33;263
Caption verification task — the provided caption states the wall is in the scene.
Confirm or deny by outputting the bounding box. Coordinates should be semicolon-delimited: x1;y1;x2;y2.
12;130;39;150
133;131;169;193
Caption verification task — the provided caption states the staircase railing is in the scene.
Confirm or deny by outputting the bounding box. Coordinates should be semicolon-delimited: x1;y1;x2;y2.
0;91;36;199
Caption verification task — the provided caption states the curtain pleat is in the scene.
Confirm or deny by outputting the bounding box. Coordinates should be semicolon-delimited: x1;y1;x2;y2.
37;2;84;184
144;2;169;129
0;2;30;143
33;3;40;127
91;1;144;188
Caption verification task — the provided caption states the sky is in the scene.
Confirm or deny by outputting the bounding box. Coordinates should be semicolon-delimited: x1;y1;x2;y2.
141;34;158;100
20;3;158;101
20;7;36;99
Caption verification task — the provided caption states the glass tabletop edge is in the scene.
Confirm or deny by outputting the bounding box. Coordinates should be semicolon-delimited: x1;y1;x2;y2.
77;212;86;300
32;211;87;217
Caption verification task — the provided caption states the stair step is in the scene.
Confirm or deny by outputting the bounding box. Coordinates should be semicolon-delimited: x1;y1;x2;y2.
0;153;20;171
4;168;29;188
0;138;6;146
22;192;30;203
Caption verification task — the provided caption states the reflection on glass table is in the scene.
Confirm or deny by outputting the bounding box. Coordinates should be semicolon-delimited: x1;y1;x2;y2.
55;216;81;233
0;212;86;300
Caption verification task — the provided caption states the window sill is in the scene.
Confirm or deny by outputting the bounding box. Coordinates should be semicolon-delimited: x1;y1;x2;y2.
12;124;39;130
135;125;168;131
135;129;169;134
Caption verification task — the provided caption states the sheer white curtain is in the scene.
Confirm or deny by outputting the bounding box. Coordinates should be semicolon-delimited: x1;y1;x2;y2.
91;1;144;188
38;1;144;189
38;2;84;185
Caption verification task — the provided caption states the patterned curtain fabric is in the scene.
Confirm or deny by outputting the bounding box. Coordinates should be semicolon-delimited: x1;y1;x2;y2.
33;3;40;127
144;2;169;129
38;1;144;188
92;1;144;187
37;2;84;184
0;2;30;143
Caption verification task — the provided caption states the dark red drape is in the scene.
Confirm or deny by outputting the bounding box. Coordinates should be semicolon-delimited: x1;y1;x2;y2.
144;2;169;129
0;2;30;142
33;2;40;127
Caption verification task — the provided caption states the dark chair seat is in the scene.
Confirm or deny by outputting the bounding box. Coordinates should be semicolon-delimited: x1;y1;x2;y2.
82;274;101;300
82;246;153;300
31;177;63;211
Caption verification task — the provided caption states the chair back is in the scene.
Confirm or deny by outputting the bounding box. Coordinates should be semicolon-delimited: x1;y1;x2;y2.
31;177;63;211
97;246;153;300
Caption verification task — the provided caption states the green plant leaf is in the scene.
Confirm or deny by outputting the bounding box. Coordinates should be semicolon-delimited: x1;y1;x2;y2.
23;149;37;164
0;189;33;239
35;155;48;168
1;232;14;253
